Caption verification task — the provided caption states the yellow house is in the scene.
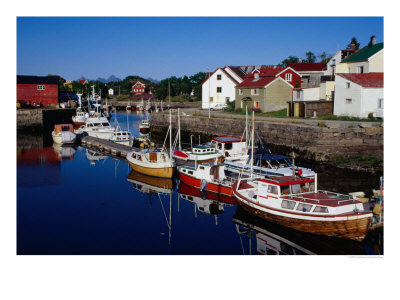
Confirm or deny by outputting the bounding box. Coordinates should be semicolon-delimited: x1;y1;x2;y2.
336;40;383;74
63;80;73;90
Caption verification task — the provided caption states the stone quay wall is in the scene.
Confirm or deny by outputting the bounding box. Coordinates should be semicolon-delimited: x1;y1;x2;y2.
150;113;383;162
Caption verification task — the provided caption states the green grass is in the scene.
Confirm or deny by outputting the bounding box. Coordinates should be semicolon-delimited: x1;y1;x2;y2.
332;155;383;166
224;108;288;118
314;115;383;122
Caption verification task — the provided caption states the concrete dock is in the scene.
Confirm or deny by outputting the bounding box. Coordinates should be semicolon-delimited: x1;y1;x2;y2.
81;136;137;160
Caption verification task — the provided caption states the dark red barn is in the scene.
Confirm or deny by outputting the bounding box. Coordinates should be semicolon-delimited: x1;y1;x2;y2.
17;75;59;107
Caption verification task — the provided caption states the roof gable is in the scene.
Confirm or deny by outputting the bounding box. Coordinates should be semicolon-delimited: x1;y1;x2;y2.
337;73;384;88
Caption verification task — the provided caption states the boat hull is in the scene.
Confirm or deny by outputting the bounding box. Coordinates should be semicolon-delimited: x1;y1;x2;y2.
235;196;371;242
179;172;233;196
128;162;175;178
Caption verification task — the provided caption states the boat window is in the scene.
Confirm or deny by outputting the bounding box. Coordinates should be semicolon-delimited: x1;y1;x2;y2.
313;206;328;213
296;203;313;212
188;171;193;175
182;169;186;173
217;143;222;150
225;143;233;150
61;126;70;131
203;150;206;153
281;185;290;195
199;166;205;170
88;123;93;127
281;200;296;209
188;196;193;201
267;185;278;195
102;123;109;126
117;133;121;136
291;184;301;194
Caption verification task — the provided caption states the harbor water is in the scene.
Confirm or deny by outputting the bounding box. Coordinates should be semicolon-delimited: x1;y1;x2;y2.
17;112;383;255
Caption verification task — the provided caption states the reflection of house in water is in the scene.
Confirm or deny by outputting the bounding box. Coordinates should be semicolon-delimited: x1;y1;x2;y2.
17;146;62;187
232;205;367;255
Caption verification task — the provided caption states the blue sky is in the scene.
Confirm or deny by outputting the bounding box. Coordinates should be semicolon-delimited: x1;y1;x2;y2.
17;17;383;81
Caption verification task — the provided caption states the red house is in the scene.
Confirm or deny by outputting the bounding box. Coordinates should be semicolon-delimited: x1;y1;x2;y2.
244;66;301;88
131;81;146;94
17;75;59;107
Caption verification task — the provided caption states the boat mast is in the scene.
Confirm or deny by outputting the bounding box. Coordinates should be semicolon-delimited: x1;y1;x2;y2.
169;110;172;159
250;111;254;178
178;108;181;151
246;105;248;148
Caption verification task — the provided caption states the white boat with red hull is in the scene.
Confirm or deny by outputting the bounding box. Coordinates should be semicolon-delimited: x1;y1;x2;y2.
232;174;373;242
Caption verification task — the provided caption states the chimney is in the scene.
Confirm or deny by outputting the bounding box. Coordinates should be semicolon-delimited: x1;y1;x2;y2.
369;35;376;46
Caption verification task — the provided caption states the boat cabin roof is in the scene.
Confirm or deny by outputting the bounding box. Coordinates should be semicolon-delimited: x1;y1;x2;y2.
212;136;245;143
181;162;223;170
258;176;314;186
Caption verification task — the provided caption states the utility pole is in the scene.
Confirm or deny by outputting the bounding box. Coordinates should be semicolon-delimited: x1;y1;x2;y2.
207;67;211;119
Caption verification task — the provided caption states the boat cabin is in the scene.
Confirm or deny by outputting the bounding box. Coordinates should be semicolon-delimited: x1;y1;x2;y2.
179;163;226;183
192;145;217;155
54;124;74;134
131;150;169;163
112;131;131;139
211;136;247;158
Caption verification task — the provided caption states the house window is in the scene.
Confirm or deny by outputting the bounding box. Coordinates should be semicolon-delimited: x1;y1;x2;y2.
296;90;301;99
217;74;222;80
209;97;214;102
285;73;292;81
345;98;352;104
254;73;259;79
37;85;45;90
217;87;222;93
251;89;259;95
238;89;243;95
359;66;364;73
346;82;350;88
378;98;384;109
225;97;230;103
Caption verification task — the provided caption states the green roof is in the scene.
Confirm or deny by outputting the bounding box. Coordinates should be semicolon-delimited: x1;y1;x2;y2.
341;43;383;63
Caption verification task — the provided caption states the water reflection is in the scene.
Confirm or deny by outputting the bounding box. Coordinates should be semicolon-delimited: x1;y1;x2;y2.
232;205;378;255
52;144;76;161
85;149;108;166
127;170;176;195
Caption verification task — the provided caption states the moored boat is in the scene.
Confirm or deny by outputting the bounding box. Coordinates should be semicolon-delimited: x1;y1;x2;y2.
174;144;224;164
127;149;175;178
110;130;133;146
139;119;150;134
75;116;115;140
232;174;373;241
51;124;76;144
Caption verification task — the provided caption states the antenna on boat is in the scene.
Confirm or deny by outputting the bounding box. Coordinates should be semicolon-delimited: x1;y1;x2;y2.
178;108;181;151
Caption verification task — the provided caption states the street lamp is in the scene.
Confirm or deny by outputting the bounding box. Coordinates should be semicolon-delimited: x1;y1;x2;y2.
207;67;210;118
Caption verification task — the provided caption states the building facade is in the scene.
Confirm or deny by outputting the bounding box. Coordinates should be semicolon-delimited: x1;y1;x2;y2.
17;75;59;107
131;81;146;94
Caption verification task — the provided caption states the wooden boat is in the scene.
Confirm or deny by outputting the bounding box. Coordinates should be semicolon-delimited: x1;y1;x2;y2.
51;124;76;144
72;107;89;128
232;174;373;241
178;181;237;205
110;130;133;146
178;162;235;196
210;136;249;163
127;149;175;178
139;119;150;134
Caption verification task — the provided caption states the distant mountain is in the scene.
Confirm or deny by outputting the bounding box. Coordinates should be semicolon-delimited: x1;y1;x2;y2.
146;77;160;83
76;75;122;83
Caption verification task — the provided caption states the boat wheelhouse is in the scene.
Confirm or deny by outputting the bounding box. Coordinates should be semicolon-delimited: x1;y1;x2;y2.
139;119;150;134
174;144;224;164
210;136;248;162
110;130;133;146
76;117;115;140
51;124;76;144
232;174;372;241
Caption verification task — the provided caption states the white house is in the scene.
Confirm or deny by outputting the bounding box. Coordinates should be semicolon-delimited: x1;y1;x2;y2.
334;73;383;118
292;87;320;101
201;67;241;109
108;88;114;96
324;48;357;76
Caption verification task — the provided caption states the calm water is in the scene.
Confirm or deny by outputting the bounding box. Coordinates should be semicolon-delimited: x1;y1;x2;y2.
17;112;383;255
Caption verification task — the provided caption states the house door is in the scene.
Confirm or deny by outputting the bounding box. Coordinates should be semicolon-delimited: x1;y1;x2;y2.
288;102;294;117
255;101;259;108
298;102;305;118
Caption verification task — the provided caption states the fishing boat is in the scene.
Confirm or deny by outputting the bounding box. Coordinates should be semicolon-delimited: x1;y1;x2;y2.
139;119;150;134
126;111;175;178
75;116;115;140
178;162;236;196
210;136;249;163
174;144;224;164
232;173;373;242
51;124;76;144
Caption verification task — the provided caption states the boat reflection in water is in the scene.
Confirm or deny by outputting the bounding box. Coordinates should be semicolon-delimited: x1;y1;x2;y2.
232;205;375;255
126;169;176;195
126;169;176;245
52;143;77;161
178;181;236;225
85;149;108;166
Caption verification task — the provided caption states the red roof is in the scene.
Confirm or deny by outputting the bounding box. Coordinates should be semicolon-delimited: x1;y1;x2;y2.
236;76;277;88
259;67;285;77
288;62;326;72
337;73;384;87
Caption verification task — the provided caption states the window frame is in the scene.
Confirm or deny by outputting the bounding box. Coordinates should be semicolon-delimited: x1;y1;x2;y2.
285;73;292;81
251;89;259;95
217;87;222;93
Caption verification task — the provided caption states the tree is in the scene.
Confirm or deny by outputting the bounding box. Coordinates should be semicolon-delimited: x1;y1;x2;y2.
189;72;207;99
280;56;299;67
305;51;316;63
347;37;360;49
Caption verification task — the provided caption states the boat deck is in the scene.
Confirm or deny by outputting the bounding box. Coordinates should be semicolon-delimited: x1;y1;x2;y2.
282;192;357;207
